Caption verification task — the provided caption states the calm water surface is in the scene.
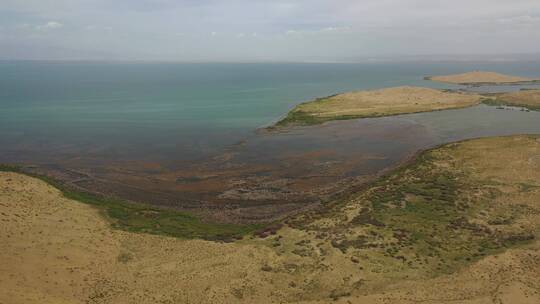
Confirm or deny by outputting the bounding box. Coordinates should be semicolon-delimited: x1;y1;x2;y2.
1;61;539;219
1;61;539;164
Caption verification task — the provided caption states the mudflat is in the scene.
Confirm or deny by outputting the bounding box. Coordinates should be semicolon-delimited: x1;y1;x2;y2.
2;135;540;303
273;86;482;127
427;71;540;85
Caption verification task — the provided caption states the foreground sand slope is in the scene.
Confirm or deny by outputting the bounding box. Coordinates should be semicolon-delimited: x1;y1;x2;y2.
427;71;540;85
274;86;482;127
0;171;284;304
1;135;540;303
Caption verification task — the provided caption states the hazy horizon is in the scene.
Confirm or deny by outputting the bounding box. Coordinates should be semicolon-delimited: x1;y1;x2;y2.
1;0;540;62
3;53;540;64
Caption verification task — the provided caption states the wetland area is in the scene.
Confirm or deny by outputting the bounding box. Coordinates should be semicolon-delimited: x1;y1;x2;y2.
2;62;540;303
2;63;540;228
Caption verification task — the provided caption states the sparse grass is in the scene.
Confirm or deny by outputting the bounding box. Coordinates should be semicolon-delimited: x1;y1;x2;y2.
480;90;540;111
286;135;540;278
275;108;369;127
482;97;540;111
276;109;327;127
427;71;540;85
0;164;263;241
3;136;540;303
117;252;133;263
273;96;342;127
271;87;482;128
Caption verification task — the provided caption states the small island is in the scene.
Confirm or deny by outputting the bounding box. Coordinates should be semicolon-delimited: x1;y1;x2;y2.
273;86;483;127
426;71;540;86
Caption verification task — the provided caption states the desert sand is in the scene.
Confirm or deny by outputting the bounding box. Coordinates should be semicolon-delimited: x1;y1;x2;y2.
1;135;540;304
275;86;482;126
427;71;539;85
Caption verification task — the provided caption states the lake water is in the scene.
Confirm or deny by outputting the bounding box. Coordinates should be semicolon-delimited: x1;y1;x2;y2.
1;61;539;222
1;61;540;163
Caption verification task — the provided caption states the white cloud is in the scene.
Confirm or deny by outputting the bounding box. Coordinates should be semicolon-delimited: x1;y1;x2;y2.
15;23;32;30
321;26;351;33
85;25;112;31
285;26;351;36
36;21;63;30
1;0;540;60
497;15;540;26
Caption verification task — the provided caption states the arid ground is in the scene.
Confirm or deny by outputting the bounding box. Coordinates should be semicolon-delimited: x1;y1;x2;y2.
2;135;540;304
427;71;540;85
273;86;482;127
273;73;540;128
488;89;540;110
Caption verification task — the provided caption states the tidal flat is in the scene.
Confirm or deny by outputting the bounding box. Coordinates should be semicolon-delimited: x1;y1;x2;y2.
2;64;540;229
5;102;540;228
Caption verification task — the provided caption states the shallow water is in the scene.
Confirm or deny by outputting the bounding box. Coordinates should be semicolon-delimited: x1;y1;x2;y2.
1;62;540;221
235;104;540;178
2;61;539;164
14;103;537;223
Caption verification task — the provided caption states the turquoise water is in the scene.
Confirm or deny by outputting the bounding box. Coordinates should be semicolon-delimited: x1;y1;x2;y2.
2;61;539;214
1;61;540;163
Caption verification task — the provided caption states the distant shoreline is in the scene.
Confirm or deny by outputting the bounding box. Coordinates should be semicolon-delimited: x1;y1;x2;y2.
425;71;540;86
424;76;540;87
269;71;540;129
268;86;483;128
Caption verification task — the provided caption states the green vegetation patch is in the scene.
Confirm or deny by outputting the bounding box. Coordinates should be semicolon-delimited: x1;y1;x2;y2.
481;97;540;111
362;151;533;274
273;97;329;127
275;109;326;127
288;143;536;276
274;109;370;127
273;96;368;127
0;164;262;241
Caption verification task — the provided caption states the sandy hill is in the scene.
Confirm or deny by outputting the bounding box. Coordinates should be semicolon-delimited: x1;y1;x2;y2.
428;71;539;85
275;86;482;126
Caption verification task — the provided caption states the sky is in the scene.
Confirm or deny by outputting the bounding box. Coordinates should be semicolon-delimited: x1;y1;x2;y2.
1;0;539;62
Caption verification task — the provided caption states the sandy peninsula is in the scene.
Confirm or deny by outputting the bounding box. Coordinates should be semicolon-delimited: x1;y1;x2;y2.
426;71;540;86
2;135;540;304
489;89;540;110
273;86;482;127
